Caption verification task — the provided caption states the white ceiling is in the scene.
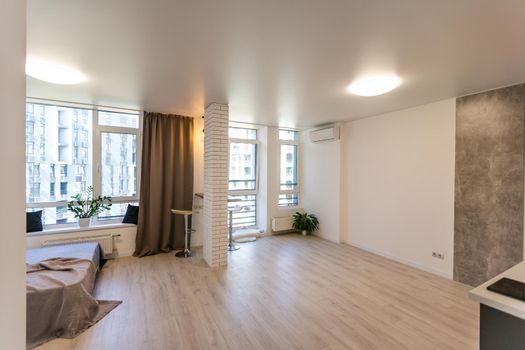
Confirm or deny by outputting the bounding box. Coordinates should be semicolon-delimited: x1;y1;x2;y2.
27;0;525;128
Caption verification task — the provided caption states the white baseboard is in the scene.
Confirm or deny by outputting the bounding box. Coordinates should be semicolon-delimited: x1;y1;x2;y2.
115;249;135;258
346;242;453;280
114;244;205;259
312;231;340;244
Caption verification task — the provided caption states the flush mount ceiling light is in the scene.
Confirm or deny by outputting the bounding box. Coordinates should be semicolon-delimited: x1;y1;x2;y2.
347;75;401;96
26;59;86;84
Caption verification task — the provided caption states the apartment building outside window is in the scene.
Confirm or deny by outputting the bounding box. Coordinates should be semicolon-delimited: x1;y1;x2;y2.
278;129;299;207
228;127;258;228
25;102;141;226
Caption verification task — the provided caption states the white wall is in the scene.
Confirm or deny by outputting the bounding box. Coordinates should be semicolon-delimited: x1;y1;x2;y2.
256;127;269;232
0;0;26;347
191;116;205;246
300;133;341;243
264;127;281;232
341;99;456;278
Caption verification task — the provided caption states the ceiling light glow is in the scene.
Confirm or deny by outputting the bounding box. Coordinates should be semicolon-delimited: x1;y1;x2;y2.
26;59;86;85
348;75;401;96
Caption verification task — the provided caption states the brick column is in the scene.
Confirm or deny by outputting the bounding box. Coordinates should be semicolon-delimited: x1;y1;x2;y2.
203;103;229;267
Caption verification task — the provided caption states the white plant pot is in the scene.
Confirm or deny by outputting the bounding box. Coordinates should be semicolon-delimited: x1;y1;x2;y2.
302;230;308;236
79;218;91;228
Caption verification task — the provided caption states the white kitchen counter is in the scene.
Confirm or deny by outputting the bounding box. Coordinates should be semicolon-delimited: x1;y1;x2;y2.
469;261;525;320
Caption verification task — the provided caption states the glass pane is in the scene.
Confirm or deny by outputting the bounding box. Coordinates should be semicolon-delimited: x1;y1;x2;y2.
25;103;93;203
229;127;257;140
229;142;257;191
279;129;298;141
98;202;138;220
228;194;256;228
278;194;299;207
28;205;78;225
280;144;297;191
101;132;137;197
98;111;139;128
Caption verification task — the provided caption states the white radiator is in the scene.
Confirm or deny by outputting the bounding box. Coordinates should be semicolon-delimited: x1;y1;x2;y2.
272;216;295;232
42;234;115;256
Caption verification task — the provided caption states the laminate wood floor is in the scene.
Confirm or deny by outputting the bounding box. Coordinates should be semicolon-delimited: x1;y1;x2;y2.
35;234;479;350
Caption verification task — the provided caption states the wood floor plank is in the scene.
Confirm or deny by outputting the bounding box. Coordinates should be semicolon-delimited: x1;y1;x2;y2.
35;234;479;350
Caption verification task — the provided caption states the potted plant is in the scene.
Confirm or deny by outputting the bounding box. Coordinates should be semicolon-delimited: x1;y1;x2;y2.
67;186;112;227
292;212;319;236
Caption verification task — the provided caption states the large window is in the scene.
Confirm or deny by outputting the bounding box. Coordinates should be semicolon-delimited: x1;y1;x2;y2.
279;129;299;207
228;127;258;228
25;102;140;226
96;111;140;221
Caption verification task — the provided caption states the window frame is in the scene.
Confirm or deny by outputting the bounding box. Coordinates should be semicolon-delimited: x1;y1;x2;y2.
278;129;299;208
25;101;142;228
93;109;142;224
228;127;259;228
228;137;259;196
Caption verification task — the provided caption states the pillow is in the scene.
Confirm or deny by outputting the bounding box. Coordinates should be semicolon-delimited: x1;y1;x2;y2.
26;211;43;233
122;205;139;224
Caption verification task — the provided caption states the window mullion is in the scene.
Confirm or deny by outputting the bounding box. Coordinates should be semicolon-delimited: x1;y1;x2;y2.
228;190;257;196
110;196;139;203
229;138;258;145
278;190;298;195
136;112;143;200
98;125;139;134
92;108;102;198
27;201;67;209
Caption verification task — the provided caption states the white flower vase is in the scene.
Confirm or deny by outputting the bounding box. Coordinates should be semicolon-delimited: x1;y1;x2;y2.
79;217;91;228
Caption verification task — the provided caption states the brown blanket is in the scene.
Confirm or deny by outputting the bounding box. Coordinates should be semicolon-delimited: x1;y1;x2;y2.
26;257;121;349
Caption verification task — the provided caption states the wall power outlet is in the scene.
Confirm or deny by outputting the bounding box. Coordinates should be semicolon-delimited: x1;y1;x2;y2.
432;252;445;260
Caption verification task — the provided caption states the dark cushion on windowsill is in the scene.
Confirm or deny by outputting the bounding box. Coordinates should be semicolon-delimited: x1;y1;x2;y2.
27;211;43;233
122;205;139;224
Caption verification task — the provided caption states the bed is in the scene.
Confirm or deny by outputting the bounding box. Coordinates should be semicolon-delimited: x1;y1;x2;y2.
26;242;120;349
26;241;101;266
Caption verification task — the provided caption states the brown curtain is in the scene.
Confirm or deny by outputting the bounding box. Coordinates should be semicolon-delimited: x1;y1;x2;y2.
134;112;194;256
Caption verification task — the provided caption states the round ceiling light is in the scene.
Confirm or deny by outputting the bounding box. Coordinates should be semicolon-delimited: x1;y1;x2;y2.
26;59;86;85
347;75;401;96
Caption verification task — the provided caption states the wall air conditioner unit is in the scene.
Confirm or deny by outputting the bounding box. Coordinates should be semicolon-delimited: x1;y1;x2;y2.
309;125;340;143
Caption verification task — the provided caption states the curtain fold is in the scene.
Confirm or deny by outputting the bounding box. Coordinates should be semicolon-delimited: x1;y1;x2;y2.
134;112;194;256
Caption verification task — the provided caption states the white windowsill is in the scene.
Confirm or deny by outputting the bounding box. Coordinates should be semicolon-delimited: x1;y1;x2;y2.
27;222;137;237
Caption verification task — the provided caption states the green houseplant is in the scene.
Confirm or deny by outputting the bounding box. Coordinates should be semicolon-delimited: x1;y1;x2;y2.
67;186;112;227
292;212;319;236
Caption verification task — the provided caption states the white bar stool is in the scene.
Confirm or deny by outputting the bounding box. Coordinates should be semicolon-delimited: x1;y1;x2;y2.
227;199;244;251
171;209;194;258
228;208;240;251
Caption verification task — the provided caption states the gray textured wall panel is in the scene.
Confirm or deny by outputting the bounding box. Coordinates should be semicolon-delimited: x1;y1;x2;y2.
454;84;524;286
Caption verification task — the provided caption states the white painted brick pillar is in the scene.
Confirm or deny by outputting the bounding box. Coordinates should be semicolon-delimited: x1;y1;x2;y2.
203;103;229;267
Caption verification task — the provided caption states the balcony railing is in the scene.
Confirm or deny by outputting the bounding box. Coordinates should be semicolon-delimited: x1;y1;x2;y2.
280;182;298;191
228;195;256;228
228;179;256;191
278;193;299;207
